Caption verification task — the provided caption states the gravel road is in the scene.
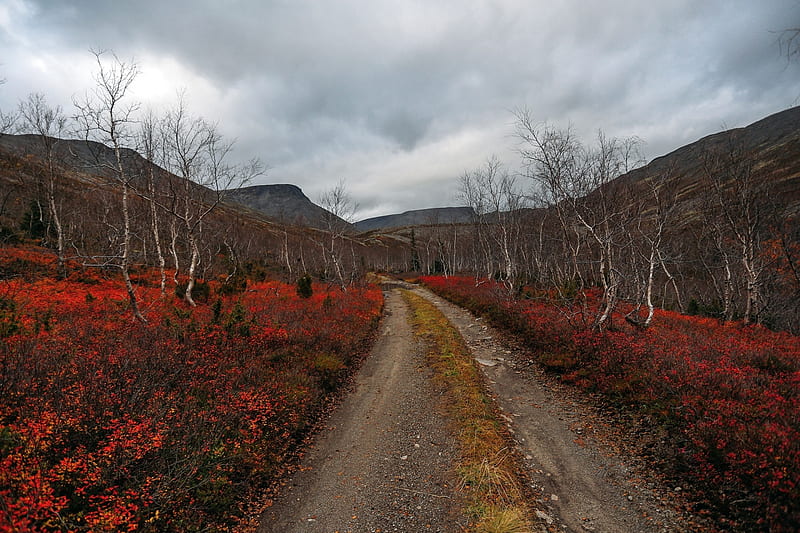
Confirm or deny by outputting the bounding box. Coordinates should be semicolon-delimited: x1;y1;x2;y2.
261;283;709;533
412;285;707;533
259;288;466;532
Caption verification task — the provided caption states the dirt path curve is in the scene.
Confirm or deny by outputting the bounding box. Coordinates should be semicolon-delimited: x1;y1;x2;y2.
259;288;466;533
410;285;698;533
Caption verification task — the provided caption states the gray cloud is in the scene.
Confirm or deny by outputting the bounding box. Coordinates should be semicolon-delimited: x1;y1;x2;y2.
1;0;798;219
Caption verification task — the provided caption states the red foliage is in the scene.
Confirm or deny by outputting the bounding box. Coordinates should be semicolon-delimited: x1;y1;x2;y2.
0;247;382;531
421;275;800;531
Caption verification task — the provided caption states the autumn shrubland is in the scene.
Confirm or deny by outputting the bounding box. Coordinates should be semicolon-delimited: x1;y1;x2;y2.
0;246;382;532
420;275;800;532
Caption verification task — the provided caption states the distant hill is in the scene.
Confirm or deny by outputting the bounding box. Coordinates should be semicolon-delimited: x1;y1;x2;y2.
614;105;800;222
224;184;353;232
355;206;476;232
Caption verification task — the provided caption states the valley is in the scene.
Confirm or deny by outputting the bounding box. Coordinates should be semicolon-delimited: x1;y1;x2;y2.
0;87;798;533
2;4;798;532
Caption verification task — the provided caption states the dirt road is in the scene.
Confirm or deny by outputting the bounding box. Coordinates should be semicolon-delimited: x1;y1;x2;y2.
411;285;703;533
259;289;466;532
261;284;705;532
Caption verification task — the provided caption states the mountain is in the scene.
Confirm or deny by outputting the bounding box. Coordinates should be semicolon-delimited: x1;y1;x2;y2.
0;133;355;233
0;134;390;280
355;206;476;232
223;184;353;232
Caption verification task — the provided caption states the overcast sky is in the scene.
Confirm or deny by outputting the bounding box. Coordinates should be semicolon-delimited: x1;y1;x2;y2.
1;0;798;220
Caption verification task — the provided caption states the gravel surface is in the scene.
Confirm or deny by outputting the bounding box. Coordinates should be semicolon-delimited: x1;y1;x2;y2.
259;289;466;532
412;285;708;533
261;283;711;533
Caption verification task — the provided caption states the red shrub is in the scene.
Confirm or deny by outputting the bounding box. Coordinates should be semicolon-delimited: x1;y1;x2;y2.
422;275;800;531
0;248;383;531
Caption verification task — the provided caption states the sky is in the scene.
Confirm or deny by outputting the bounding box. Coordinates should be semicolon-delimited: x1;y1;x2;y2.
0;0;798;220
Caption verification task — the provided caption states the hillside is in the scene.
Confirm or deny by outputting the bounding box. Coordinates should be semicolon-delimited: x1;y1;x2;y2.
357;107;800;238
0;133;150;181
0;134;355;235
616;105;800;221
0;134;391;281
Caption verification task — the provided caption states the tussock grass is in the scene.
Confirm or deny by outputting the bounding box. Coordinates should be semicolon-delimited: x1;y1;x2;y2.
402;290;537;532
477;507;532;533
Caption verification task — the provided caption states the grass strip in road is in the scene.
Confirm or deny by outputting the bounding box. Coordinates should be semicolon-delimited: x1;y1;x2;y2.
402;290;537;533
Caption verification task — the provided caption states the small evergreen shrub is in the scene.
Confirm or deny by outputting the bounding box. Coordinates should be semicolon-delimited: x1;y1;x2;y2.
296;274;313;298
217;272;247;295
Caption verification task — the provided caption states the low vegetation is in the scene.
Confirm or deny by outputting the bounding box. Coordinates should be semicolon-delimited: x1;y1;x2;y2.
0;246;382;531
421;275;799;532
403;290;535;532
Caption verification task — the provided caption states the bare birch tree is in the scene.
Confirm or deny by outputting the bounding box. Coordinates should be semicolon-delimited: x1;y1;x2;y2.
319;180;357;289
626;168;681;327
702;138;771;324
18;93;68;275
515;110;588;291
516;109;644;330
459;166;493;278
0;110;14;134
138;110;168;297
459;155;526;291
160;96;262;305
74;50;146;321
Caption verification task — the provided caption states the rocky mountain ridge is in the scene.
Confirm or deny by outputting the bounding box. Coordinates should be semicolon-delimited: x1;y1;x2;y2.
355;206;476;232
223;184;352;232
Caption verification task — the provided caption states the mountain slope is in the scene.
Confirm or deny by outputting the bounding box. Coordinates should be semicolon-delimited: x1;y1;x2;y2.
0;134;351;232
616;105;800;220
0;134;148;181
